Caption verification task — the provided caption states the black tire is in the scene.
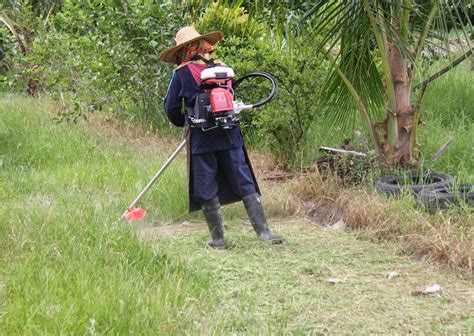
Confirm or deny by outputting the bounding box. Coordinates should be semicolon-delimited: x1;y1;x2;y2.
417;184;474;212
375;171;454;196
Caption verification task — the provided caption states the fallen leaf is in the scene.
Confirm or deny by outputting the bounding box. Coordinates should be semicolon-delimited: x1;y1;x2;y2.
326;277;343;284
423;283;442;294
387;271;400;280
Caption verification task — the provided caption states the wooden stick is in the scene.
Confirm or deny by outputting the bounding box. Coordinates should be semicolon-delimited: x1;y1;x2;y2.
431;137;454;162
319;146;367;157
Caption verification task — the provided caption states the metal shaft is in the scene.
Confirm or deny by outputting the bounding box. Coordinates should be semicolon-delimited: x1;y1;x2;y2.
120;139;186;221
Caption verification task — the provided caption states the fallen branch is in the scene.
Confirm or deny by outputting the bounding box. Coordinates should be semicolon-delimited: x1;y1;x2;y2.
319;146;367;157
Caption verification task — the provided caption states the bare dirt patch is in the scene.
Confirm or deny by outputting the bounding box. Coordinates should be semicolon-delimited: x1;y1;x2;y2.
137;221;205;241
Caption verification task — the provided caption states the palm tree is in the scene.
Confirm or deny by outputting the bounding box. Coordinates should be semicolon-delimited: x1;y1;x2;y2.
301;0;472;167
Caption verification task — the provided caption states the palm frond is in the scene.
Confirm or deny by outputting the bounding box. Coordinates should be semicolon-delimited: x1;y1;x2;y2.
301;1;386;134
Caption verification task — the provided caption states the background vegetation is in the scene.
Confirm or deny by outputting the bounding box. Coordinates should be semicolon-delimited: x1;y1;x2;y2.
0;1;472;332
1;0;472;171
0;0;471;174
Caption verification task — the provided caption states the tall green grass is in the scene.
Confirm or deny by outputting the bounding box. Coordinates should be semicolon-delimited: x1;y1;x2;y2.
418;61;474;181
0;95;209;333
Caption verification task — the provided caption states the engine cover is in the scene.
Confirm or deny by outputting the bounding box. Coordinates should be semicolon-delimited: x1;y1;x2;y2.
210;88;234;113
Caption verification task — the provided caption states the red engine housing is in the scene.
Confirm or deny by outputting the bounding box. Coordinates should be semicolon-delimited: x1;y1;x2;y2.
210;88;234;113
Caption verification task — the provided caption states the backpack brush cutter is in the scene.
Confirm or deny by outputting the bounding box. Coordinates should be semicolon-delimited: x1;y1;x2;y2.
120;67;278;222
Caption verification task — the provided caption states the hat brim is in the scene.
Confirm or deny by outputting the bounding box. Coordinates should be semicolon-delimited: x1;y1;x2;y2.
159;31;224;63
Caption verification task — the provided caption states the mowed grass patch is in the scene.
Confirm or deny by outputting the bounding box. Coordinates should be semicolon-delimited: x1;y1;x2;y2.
149;219;474;334
0;95;210;333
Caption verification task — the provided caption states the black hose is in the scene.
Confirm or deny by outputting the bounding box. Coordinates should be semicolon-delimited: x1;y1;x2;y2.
233;71;279;108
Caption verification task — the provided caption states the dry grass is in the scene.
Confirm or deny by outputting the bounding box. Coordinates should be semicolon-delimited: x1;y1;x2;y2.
283;172;474;275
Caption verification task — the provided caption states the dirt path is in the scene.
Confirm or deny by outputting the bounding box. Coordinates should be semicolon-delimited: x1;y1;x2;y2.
138;218;474;334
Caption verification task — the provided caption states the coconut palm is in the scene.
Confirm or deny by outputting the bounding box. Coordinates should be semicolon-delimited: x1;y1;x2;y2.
300;0;472;167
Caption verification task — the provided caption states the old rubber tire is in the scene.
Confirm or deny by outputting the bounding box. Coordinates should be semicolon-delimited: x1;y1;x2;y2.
375;171;454;196
417;184;474;212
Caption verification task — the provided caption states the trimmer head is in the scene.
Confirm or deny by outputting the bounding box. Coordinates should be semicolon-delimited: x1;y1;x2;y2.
124;207;147;221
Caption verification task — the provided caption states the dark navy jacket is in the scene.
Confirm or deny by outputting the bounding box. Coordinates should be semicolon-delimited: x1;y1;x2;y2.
164;64;243;154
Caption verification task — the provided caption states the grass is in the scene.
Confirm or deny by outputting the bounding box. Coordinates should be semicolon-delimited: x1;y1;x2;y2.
0;95;209;333
146;219;474;334
1;94;473;334
418;60;474;180
287;60;474;273
293;172;473;273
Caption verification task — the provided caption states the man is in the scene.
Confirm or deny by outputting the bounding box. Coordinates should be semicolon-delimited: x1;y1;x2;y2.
160;26;282;249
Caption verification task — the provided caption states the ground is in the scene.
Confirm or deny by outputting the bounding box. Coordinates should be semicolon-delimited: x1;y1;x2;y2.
136;217;474;334
1;95;472;334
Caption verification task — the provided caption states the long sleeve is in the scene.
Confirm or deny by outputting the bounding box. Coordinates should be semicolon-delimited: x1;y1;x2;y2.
164;72;185;127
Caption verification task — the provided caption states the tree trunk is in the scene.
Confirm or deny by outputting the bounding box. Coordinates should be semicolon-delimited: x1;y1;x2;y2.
383;42;416;167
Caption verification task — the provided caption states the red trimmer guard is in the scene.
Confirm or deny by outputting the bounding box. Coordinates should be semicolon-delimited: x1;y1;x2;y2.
124;207;147;221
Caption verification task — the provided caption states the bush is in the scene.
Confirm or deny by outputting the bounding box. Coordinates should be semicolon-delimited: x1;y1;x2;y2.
1;0;329;167
2;0;188;127
196;2;328;167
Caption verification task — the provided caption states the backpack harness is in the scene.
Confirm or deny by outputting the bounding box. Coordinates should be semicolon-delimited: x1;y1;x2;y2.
187;56;240;131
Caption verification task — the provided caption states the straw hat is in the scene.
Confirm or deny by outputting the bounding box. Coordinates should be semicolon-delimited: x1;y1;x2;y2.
160;26;224;63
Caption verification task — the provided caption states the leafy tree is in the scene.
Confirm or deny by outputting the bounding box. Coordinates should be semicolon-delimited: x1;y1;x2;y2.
197;1;327;167
2;0;188;124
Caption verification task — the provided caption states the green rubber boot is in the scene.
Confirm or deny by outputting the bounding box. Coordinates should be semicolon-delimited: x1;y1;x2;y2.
243;193;283;244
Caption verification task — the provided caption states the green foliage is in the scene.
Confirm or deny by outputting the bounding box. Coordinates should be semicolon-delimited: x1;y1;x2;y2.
2;0;188;126
217;34;327;167
417;61;474;180
1;0;330;166
0;27;13;83
294;0;474;166
195;2;328;167
197;0;263;39
3;0;470;169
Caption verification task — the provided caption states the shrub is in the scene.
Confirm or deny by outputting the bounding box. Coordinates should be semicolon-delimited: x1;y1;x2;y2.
2;0;188;127
1;1;329;167
192;2;328;167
